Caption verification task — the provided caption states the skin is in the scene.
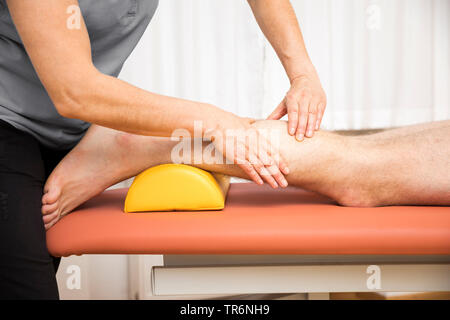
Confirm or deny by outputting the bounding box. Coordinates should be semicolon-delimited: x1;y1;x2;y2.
248;0;327;139
7;0;337;188
42;120;450;229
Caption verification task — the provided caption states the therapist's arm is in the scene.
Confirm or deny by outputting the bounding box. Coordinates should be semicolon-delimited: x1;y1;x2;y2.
247;0;327;140
7;0;225;137
6;0;289;188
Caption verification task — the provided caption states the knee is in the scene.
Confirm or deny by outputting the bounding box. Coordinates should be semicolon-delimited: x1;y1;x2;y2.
251;120;293;146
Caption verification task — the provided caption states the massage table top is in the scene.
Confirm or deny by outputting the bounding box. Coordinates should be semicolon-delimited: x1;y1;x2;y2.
46;183;450;257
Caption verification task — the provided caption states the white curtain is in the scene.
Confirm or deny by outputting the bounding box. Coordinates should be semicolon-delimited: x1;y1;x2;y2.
119;0;449;130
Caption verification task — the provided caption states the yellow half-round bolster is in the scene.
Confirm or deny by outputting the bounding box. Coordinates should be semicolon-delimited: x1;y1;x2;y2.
124;164;230;212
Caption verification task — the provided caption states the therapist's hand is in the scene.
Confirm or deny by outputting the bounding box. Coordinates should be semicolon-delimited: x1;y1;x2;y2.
268;70;326;141
206;114;289;189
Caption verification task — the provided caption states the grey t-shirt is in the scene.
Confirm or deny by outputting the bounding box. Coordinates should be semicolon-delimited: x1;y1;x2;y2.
0;0;158;149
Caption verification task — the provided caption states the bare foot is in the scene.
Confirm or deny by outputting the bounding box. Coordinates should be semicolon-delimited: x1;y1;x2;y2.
42;125;175;229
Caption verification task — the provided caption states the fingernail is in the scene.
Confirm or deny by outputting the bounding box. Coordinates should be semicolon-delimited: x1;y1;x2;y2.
307;129;313;137
284;167;290;174
296;133;304;141
315;123;319;130
281;179;288;188
289;127;295;135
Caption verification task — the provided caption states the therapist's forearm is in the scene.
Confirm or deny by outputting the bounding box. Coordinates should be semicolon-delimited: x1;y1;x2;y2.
247;0;315;82
6;0;231;139
60;69;228;137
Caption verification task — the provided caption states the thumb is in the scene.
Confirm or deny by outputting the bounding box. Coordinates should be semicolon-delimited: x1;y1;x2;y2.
267;101;287;120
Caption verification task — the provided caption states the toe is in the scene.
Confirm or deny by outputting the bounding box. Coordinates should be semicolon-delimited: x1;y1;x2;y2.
42;202;58;215
43;211;59;224
44;221;55;230
42;187;61;205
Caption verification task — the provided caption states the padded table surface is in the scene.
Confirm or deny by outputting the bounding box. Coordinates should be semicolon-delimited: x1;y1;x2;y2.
46;183;450;257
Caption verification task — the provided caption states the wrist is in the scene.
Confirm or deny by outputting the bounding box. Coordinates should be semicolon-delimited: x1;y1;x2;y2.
201;105;231;136
286;59;317;84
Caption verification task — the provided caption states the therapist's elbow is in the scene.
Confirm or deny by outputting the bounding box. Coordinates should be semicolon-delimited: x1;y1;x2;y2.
51;69;101;120
54;92;83;119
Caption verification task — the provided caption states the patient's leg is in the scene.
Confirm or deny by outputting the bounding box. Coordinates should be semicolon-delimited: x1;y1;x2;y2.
42;120;349;229
194;122;350;204
42;120;450;228
197;120;450;207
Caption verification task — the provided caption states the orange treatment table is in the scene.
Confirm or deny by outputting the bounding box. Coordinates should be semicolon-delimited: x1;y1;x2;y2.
47;183;450;297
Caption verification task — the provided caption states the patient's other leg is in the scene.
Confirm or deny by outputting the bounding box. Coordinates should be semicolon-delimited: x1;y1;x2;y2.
362;120;449;140
354;124;450;206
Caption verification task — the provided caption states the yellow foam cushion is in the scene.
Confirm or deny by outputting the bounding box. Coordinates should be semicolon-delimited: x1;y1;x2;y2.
124;164;230;212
